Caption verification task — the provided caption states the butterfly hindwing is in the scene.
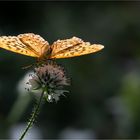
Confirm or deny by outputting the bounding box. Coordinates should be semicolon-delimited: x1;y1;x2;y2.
18;33;49;57
51;37;84;55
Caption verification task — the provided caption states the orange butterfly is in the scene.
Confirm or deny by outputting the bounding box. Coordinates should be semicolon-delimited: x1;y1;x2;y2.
0;33;104;60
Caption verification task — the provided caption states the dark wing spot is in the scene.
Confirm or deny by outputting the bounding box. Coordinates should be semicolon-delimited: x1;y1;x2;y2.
70;52;75;55
82;47;86;52
7;45;11;49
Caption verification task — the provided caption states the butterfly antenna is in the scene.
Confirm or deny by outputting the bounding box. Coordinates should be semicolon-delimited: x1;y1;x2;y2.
22;64;33;70
22;59;55;70
21;61;43;70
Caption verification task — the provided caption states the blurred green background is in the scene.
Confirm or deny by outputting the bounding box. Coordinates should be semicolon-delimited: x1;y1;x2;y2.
0;1;140;139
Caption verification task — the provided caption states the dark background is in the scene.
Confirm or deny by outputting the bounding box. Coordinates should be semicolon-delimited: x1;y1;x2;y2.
0;1;140;139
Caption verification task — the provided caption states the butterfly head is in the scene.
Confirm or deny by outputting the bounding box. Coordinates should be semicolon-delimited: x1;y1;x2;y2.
39;44;52;60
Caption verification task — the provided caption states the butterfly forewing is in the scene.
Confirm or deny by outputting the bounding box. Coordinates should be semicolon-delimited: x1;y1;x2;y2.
0;36;38;57
51;37;104;59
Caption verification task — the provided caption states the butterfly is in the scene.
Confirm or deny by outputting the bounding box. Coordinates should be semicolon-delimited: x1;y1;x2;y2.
0;33;104;61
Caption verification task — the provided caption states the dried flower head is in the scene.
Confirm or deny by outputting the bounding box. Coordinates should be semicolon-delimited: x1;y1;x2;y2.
27;62;70;102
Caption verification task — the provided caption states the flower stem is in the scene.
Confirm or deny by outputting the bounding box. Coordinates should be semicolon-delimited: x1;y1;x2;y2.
19;90;44;140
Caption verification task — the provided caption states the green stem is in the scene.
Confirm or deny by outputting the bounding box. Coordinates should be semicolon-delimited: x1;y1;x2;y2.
19;90;44;140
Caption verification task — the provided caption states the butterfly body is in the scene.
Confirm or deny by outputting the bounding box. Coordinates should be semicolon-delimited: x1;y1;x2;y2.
0;33;104;60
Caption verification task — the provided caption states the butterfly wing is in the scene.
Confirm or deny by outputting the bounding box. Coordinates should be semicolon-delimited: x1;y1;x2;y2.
0;36;38;57
50;37;104;58
0;33;49;58
51;37;83;55
18;33;49;57
0;34;104;59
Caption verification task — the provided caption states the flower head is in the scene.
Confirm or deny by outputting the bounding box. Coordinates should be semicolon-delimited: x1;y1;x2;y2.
27;62;70;102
